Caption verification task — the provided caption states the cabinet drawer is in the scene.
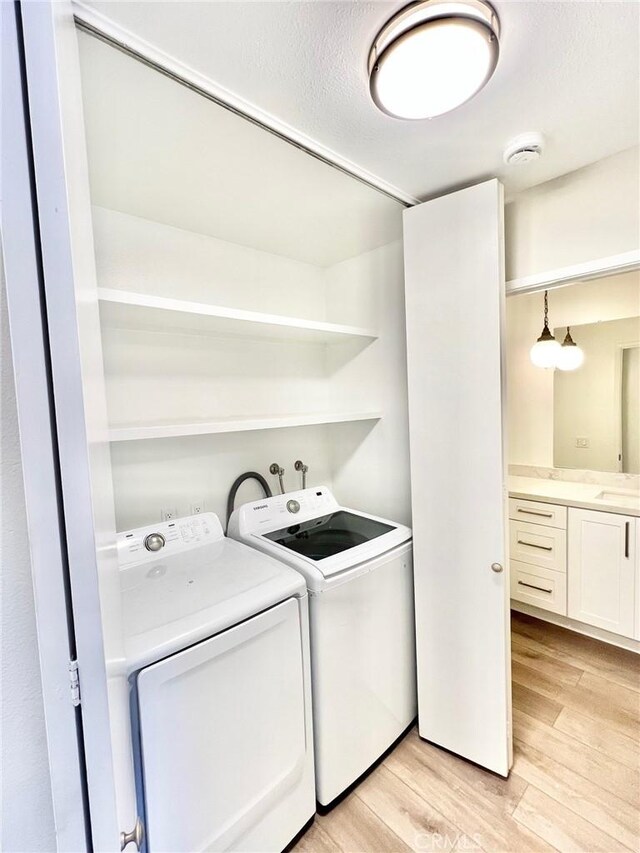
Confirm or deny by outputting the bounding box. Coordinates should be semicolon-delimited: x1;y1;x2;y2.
510;561;567;615
509;498;567;529
509;519;567;572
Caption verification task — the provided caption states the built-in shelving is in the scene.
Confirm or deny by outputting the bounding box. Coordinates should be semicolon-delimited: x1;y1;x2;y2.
98;288;378;344
109;411;382;442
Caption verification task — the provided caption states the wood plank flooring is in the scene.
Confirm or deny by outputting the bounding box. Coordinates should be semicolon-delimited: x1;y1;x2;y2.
294;612;640;853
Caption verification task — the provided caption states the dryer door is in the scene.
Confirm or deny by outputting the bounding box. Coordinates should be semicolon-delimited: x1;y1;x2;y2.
136;597;313;852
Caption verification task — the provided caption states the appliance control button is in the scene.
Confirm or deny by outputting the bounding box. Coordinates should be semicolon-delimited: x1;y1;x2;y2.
286;499;301;514
144;532;166;552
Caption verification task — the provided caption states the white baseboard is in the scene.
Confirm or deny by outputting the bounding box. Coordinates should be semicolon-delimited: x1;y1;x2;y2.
511;601;640;653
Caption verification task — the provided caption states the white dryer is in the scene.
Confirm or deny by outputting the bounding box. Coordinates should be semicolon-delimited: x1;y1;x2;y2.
228;488;416;806
117;512;315;852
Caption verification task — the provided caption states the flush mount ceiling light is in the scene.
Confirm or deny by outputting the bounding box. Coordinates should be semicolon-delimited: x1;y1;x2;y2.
530;290;561;369
556;327;585;371
368;0;500;120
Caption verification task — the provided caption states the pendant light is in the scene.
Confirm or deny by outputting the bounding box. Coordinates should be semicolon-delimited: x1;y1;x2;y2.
556;327;585;371
368;0;500;120
530;290;561;369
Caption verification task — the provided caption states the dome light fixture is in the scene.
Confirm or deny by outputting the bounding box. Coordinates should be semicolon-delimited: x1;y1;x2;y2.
368;0;500;120
556;327;585;371
530;290;561;369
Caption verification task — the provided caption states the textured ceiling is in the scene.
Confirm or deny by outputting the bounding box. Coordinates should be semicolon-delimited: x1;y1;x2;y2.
78;0;640;201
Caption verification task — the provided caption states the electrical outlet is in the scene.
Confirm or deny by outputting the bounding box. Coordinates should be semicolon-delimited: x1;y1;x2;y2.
190;500;205;515
161;507;178;521
576;437;590;448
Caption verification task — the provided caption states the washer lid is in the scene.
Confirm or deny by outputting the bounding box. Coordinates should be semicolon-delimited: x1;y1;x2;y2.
118;531;305;674
262;509;396;561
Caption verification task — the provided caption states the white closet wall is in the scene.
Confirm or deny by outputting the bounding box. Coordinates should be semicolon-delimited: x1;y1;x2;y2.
92;206;327;318
325;241;412;525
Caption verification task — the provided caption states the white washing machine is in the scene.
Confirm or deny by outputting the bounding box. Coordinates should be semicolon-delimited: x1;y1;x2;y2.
117;512;315;852
228;488;416;806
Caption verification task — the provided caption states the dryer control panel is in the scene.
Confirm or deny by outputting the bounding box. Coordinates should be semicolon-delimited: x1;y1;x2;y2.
229;487;340;537
117;512;224;569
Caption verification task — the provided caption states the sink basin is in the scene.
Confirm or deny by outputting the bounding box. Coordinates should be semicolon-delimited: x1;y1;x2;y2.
595;489;640;509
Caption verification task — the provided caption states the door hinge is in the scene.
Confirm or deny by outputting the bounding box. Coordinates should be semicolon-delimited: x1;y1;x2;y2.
68;659;81;707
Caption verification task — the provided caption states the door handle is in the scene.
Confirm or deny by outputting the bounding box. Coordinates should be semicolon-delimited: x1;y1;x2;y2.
491;562;503;573
625;522;630;559
518;580;552;594
517;539;553;551
120;818;144;851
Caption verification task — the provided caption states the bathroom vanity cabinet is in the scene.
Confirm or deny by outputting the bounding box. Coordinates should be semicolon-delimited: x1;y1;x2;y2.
510;497;639;642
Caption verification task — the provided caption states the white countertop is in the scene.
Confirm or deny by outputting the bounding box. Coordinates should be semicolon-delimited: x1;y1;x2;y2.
509;476;640;517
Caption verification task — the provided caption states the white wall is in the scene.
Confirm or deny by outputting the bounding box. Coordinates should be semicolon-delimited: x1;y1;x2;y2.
505;146;640;281
506;270;640;469
110;425;336;530
325;240;412;525
1;248;56;852
554;317;639;471
92;206;326;319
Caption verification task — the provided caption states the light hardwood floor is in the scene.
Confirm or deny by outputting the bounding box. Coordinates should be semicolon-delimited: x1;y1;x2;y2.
294;612;640;853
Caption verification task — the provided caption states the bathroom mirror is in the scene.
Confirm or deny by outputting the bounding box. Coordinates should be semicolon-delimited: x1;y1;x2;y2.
553;316;640;473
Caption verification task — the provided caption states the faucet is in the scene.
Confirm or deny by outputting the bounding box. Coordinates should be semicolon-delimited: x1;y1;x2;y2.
269;463;286;495
294;460;309;490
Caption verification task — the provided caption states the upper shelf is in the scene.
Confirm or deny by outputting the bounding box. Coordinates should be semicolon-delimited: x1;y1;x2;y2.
98;288;378;344
109;411;382;442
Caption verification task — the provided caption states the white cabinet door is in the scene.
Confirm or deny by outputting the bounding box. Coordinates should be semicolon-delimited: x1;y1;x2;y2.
403;180;512;777
568;509;636;638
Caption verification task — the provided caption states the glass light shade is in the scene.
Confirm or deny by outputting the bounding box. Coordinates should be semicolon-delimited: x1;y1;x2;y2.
556;342;584;371
369;1;500;120
530;338;561;369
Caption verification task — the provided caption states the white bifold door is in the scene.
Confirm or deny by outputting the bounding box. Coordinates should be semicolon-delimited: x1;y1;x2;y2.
403;179;512;776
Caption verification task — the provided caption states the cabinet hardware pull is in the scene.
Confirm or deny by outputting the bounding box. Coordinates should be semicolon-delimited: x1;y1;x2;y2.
516;508;553;518
518;580;552;594
625;522;630;559
517;539;553;551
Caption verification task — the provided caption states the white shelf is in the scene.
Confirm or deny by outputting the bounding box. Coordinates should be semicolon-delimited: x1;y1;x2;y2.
98;288;378;344
109;411;382;442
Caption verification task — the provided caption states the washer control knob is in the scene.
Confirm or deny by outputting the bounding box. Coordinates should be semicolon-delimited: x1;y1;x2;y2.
286;499;301;514
144;532;166;552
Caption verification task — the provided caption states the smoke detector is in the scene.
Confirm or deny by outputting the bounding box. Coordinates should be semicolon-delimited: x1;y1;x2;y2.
503;132;545;165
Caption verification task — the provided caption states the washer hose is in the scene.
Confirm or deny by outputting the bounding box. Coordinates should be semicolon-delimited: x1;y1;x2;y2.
226;472;272;530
